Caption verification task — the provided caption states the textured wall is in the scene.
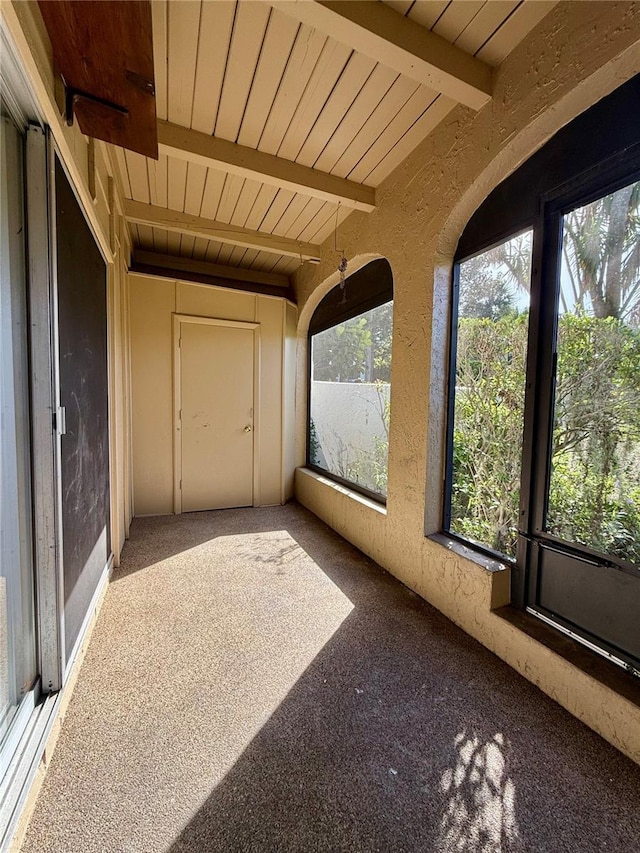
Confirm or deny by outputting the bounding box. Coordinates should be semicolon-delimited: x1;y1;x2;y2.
294;2;640;763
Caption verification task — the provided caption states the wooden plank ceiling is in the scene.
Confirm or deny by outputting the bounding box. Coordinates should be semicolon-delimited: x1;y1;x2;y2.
116;0;558;287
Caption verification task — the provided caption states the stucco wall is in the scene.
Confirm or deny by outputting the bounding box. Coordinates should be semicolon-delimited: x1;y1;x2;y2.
294;1;640;764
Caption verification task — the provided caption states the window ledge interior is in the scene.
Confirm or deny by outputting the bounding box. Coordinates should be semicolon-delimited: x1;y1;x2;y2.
429;532;510;574
297;467;387;516
495;605;640;709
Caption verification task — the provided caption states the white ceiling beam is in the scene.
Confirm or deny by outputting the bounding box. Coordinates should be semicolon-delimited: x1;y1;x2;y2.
273;0;493;111
157;121;376;212
133;251;290;288
124;200;322;261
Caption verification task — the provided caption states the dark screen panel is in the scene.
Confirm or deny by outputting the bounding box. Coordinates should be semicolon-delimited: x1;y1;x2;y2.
55;157;110;660
308;258;393;335
537;545;640;661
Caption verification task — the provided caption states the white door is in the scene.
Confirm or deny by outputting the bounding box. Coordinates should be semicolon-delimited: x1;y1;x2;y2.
178;319;256;512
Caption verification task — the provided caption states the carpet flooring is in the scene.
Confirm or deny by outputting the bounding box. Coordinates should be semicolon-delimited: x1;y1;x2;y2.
20;503;640;853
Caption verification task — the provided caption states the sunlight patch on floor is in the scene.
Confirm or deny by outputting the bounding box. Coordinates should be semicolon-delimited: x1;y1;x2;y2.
120;529;357;842
435;731;520;852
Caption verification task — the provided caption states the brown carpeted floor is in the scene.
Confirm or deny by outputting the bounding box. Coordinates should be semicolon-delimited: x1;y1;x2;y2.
21;504;640;853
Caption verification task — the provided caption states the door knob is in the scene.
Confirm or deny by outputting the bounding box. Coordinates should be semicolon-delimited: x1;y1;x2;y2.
243;425;252;433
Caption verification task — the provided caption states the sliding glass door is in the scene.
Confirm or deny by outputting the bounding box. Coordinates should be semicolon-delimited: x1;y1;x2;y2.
0;103;38;772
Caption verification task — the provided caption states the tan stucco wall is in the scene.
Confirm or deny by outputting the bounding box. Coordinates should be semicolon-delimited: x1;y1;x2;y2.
293;1;640;764
129;273;297;515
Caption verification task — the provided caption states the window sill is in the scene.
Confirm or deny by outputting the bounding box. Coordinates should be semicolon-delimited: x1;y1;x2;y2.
430;536;640;714
296;468;387;516
429;532;510;573
495;605;640;709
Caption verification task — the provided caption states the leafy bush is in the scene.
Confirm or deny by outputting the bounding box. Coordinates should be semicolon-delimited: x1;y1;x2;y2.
451;313;640;564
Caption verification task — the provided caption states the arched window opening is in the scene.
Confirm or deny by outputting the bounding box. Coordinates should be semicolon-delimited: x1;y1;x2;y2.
308;258;393;502
444;74;640;673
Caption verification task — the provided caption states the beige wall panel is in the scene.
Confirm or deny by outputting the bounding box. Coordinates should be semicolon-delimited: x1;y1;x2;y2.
256;296;284;506
293;1;640;764
175;281;256;321
131;276;291;512
282;301;298;501
130;275;175;515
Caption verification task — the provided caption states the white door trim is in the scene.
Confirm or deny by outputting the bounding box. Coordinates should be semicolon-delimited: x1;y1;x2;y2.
172;314;261;514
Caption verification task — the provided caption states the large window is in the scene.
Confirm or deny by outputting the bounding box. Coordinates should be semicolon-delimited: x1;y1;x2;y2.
445;75;640;671
308;259;393;501
447;231;533;559
546;183;640;565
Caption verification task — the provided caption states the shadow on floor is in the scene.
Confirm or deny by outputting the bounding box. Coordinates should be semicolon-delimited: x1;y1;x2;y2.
148;506;640;853
22;504;640;853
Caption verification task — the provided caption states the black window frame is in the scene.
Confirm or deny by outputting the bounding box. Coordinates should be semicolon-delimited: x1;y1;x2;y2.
306;258;393;505
444;73;640;599
443;225;536;566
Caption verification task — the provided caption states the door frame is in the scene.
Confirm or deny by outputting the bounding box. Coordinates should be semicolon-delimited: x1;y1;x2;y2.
522;166;640;671
172;314;261;514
